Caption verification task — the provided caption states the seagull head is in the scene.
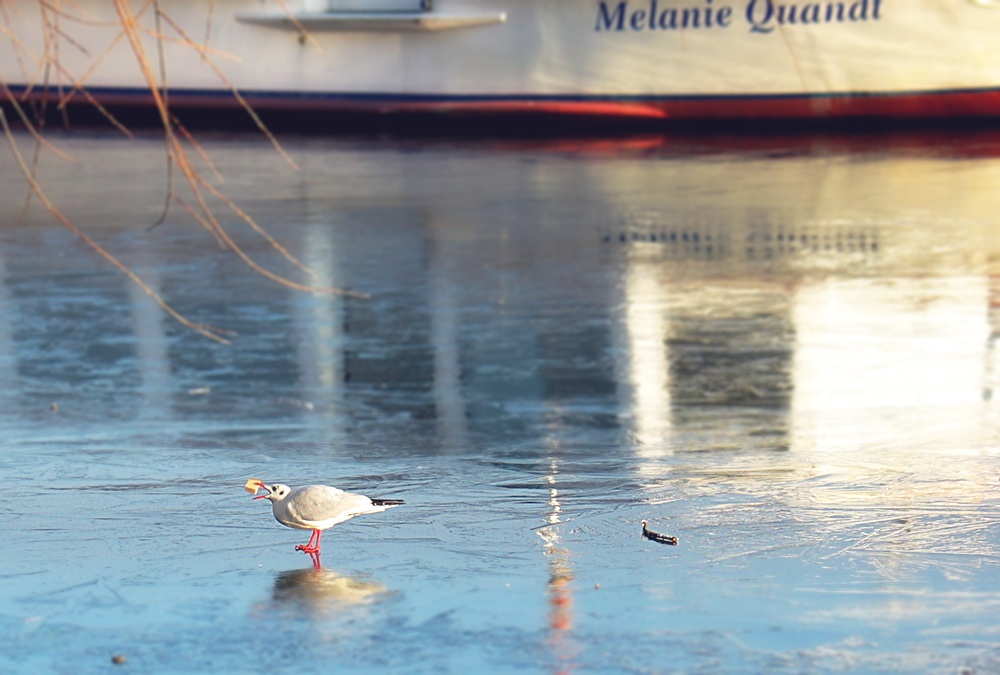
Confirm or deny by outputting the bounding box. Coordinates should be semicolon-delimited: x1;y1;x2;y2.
254;483;291;502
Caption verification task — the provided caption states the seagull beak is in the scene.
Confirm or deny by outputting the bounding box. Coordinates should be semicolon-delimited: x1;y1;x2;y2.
253;483;272;500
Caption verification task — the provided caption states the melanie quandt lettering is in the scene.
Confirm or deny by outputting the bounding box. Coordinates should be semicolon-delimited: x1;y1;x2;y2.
595;0;884;33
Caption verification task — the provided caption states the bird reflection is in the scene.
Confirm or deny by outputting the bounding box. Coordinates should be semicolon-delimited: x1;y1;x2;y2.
269;565;390;618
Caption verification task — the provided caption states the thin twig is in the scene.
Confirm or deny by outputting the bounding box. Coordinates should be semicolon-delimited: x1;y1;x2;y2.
151;0;173;229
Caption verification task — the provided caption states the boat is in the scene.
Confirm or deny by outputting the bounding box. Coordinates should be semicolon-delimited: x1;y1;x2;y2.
4;0;1000;124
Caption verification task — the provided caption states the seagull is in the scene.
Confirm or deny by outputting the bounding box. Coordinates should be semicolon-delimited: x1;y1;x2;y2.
254;482;404;555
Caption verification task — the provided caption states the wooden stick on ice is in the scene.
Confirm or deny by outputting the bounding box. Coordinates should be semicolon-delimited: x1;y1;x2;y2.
642;520;678;546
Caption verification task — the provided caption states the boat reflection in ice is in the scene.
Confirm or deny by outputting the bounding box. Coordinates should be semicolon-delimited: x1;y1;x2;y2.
2;131;1000;672
537;456;578;675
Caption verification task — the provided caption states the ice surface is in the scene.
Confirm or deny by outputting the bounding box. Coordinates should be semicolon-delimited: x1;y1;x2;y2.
1;130;998;673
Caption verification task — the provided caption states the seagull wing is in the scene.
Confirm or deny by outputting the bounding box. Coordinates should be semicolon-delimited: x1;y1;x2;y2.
287;485;378;526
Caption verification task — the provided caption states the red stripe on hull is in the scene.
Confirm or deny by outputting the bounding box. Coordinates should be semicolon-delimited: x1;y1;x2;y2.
387;91;1000;120
7;88;1000;121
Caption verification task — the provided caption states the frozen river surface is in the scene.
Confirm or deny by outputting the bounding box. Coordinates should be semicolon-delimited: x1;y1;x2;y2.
1;129;999;673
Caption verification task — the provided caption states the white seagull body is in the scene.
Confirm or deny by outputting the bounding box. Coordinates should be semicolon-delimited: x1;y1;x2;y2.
255;482;403;555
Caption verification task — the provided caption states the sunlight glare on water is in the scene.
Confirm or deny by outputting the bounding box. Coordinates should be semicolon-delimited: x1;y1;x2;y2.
0;130;999;673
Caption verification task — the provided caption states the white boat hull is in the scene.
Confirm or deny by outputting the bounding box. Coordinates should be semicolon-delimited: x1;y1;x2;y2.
5;0;1000;121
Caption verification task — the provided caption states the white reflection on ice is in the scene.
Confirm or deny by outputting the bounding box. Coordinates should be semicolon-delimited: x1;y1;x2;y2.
127;251;171;418
427;223;468;448
614;260;671;452
615;260;1000;581
792;276;991;450
986;275;1000;420
0;247;14;410
783;276;1000;577
295;226;346;431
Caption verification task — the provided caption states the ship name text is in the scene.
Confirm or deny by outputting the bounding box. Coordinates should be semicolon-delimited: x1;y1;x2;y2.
595;0;883;34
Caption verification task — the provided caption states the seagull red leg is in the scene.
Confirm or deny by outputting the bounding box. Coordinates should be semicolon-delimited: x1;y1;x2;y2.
295;530;316;553
295;530;314;552
295;529;322;554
